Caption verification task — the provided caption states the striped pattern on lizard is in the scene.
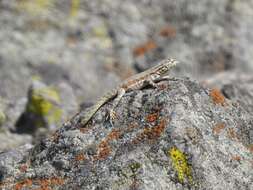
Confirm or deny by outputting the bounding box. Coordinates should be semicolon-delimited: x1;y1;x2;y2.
80;58;178;127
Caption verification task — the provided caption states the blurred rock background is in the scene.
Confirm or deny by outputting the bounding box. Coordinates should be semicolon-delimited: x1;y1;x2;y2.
0;0;252;151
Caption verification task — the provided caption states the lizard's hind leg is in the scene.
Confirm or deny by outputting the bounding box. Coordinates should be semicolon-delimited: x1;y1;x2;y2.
108;88;126;121
147;77;160;88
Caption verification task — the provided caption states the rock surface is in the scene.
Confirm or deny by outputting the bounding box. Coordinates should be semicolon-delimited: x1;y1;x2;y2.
1;0;253;150
0;1;253;189
0;132;32;151
204;72;253;115
0;78;252;190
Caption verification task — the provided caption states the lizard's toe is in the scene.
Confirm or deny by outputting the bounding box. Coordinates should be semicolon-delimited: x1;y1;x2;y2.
109;110;117;120
105;109;117;121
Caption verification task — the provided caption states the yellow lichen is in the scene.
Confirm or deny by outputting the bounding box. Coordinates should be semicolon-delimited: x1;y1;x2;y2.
0;99;6;126
17;0;54;15
31;75;42;81
70;0;80;17
92;24;108;38
168;147;193;184
28;86;62;124
0;110;5;126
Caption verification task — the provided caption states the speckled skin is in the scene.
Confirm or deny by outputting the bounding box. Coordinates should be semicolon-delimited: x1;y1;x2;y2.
80;58;178;126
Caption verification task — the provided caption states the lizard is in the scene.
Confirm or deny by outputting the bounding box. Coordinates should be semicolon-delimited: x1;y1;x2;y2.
80;58;178;127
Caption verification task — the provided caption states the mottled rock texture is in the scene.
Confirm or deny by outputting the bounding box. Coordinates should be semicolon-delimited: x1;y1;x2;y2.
1;0;253;151
0;78;252;190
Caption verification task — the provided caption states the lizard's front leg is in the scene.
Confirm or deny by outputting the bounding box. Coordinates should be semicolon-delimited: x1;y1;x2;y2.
154;75;177;82
147;77;160;88
109;88;126;120
148;75;176;89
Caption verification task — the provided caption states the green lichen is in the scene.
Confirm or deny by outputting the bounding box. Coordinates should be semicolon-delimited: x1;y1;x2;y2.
119;161;142;178
168;147;193;184
27;86;62;125
111;162;142;190
129;162;141;174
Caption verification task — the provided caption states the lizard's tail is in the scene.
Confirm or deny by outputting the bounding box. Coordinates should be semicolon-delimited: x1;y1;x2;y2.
80;89;118;126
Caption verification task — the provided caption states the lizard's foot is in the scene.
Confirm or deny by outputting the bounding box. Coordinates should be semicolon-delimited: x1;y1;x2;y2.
149;80;165;90
109;110;117;120
105;109;117;122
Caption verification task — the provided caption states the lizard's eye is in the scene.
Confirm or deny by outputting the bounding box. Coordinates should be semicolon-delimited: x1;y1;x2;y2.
161;67;167;73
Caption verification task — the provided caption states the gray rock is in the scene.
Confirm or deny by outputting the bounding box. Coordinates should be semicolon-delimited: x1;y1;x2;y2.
0;144;33;181
0;0;252;187
221;76;253;116
0;132;32;151
204;72;253;116
0;78;252;189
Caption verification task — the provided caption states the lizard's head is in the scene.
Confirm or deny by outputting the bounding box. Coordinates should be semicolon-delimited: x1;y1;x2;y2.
153;58;178;76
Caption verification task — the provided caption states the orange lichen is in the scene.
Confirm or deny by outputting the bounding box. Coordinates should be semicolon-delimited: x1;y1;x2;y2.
159;26;176;38
133;40;157;57
36;177;65;190
248;144;253;153
38;177;64;189
75;153;86;161
210;88;226;106
146;113;159;123
231;155;241;161
50;177;65;185
93;129;123;161
95;140;111;160
133;119;167;144
13;177;65;190
14;179;32;190
213;123;226;135
144;119;167;139
107;129;121;141
38;179;50;190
